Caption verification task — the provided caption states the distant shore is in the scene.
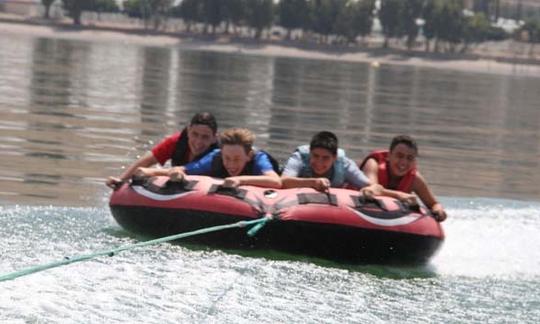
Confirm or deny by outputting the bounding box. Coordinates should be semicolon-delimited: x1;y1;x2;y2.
2;13;540;78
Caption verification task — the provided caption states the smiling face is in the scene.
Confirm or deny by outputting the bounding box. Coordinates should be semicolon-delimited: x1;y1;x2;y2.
309;148;337;177
187;124;216;157
221;144;251;176
388;143;417;177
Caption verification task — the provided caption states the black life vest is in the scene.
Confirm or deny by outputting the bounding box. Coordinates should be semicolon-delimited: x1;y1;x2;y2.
171;128;219;166
209;150;281;178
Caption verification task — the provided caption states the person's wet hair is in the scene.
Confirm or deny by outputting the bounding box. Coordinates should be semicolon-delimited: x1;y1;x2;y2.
220;128;255;154
310;131;338;155
190;112;218;134
390;135;418;155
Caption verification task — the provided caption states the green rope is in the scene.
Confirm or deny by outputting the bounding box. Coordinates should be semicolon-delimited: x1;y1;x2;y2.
0;218;267;283
247;217;270;237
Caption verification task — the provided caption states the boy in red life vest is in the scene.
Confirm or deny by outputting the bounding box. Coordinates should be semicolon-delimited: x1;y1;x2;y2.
281;131;382;197
105;112;218;190
168;128;282;189
359;135;447;222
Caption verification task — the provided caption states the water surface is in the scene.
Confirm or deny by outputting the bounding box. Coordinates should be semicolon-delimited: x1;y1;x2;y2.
1;32;539;323
1;34;540;205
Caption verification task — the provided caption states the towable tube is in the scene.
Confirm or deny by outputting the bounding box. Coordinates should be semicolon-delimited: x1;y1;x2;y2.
109;176;444;264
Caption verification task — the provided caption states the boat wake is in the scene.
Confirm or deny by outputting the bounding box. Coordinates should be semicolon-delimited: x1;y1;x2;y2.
431;197;540;278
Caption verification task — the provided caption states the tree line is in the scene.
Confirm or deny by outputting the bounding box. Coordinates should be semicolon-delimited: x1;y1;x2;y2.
43;0;540;53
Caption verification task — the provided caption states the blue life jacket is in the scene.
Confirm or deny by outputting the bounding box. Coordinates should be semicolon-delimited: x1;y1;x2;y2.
296;145;346;187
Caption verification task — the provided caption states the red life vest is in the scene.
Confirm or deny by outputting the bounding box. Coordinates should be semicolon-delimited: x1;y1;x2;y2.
359;150;416;193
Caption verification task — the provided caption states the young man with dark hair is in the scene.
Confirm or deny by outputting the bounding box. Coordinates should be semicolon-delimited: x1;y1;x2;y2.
106;112;218;189
281;131;381;196
167;128;281;188
359;135;447;222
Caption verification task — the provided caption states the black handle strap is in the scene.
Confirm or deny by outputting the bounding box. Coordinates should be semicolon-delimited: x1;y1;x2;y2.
402;202;421;213
130;176;198;195
351;195;388;211
297;193;338;206
208;184;247;200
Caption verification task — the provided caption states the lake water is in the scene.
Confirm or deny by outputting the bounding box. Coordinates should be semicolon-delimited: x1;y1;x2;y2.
1;32;539;323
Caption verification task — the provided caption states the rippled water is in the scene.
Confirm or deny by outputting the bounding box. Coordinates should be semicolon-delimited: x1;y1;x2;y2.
1;33;540;205
1;31;540;322
1;202;539;323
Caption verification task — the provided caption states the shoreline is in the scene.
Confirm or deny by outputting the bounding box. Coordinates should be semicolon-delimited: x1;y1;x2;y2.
2;16;540;78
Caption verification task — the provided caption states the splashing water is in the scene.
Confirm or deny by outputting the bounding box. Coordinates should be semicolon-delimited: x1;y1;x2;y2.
1;198;539;323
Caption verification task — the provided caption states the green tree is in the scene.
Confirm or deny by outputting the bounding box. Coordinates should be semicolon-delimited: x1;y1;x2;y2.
436;0;465;52
149;0;174;29
485;25;507;41
202;0;224;34
123;0;151;19
94;0;119;13
42;0;55;19
171;0;201;33
461;12;490;52
333;1;354;43
473;0;490;16
246;0;274;39
422;0;439;52
519;19;540;57
354;0;376;38
309;0;344;43
473;0;500;22
520;20;540;42
402;0;424;50
334;0;374;43
422;0;465;52
122;0;172;29
62;0;92;25
223;0;247;35
278;0;309;39
379;0;404;48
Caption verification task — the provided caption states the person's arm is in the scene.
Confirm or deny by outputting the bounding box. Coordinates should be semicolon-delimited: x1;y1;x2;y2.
360;157;417;204
360;158;379;184
344;157;371;188
106;133;181;189
281;176;331;191
343;157;383;197
224;170;282;189
376;187;418;205
412;172;447;222
279;151;330;191
131;166;189;183
106;152;158;189
183;149;219;175
125;145;217;184
223;152;282;188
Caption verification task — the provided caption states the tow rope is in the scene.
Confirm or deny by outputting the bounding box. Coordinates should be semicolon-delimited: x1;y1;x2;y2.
0;218;268;283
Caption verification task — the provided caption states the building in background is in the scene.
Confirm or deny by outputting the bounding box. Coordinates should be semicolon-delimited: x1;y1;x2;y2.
0;0;64;19
1;0;40;16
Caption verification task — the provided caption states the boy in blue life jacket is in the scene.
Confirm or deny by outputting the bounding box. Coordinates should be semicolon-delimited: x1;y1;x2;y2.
139;128;281;189
281;131;381;196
